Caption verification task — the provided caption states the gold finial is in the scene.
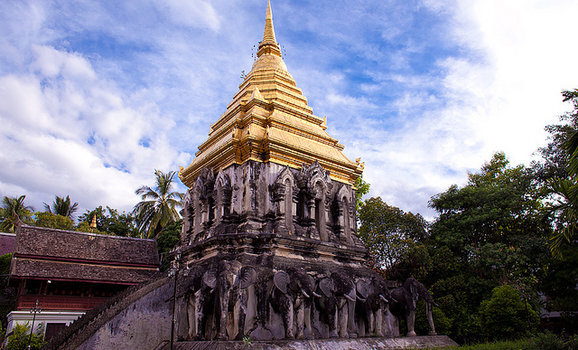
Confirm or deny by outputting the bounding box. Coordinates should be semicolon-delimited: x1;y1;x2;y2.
90;215;97;229
257;0;281;58
263;0;276;44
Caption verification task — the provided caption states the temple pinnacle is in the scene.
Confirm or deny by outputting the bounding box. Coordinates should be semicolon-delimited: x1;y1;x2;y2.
258;0;281;57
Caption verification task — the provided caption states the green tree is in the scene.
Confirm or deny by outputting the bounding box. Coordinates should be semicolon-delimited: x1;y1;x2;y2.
478;285;539;340
0;195;34;232
78;206;139;237
157;219;182;271
423;153;550;343
43;195;79;220
534;89;578;257
34;212;74;230
132;170;183;239
354;174;370;212
5;323;45;350
358;197;428;272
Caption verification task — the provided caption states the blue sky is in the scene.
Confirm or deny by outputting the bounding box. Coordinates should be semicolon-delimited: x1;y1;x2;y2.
1;0;578;219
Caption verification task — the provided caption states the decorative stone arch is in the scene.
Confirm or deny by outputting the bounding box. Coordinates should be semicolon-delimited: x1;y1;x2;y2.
300;162;332;241
191;181;203;241
336;185;353;244
214;172;232;225
274;167;295;235
193;168;215;237
181;190;194;243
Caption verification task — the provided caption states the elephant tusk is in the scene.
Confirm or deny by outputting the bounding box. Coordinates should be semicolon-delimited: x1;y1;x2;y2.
345;294;356;302
302;290;310;299
380;295;389;303
357;296;367;302
312;291;321;298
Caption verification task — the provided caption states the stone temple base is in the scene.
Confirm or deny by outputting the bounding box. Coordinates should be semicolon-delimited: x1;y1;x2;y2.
167;335;458;350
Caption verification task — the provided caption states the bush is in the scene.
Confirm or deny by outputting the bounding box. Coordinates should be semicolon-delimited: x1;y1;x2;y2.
5;323;45;350
478;285;539;341
527;332;565;350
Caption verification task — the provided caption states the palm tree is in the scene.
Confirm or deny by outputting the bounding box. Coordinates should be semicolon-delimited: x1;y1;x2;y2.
0;195;34;232
133;170;183;239
44;195;79;220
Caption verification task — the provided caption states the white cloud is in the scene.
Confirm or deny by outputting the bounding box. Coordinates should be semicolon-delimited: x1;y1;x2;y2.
0;45;189;215
160;0;221;31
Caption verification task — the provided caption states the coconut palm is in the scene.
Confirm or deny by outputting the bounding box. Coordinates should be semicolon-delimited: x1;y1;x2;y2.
43;195;79;220
0;195;34;232
133;170;183;239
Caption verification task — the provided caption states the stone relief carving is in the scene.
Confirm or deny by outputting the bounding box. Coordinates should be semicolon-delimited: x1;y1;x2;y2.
175;261;435;341
182;162;363;247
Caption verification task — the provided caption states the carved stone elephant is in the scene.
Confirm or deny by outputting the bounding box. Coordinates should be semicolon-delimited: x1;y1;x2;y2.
232;266;257;340
389;277;437;337
270;268;319;339
214;259;242;340
355;277;390;337
316;272;357;338
177;267;217;340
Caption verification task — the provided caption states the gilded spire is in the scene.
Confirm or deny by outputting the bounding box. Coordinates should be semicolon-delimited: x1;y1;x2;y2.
262;0;277;45
257;0;282;58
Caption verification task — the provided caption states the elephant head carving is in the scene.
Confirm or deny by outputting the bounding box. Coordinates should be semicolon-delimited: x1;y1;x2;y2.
390;277;437;337
355;277;391;337
316;272;357;338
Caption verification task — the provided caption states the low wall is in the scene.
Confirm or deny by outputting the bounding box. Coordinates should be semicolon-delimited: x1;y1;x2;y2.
169;335;459;350
44;277;172;350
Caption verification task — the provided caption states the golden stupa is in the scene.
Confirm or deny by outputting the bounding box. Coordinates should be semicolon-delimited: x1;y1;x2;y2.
179;0;363;187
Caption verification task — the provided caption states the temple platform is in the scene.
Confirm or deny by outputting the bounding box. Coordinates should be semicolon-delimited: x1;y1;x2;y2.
165;335;458;350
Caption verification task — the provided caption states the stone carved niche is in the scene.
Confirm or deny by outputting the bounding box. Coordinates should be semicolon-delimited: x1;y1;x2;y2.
181;161;359;247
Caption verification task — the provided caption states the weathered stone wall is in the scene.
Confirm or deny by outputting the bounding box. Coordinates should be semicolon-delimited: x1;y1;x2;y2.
181;161;362;250
44;277;170;350
76;279;173;350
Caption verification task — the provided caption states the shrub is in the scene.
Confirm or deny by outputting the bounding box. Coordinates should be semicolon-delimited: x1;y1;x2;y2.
478;285;539;341
5;323;45;350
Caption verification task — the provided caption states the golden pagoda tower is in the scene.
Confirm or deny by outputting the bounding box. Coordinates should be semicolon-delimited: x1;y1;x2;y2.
179;0;364;249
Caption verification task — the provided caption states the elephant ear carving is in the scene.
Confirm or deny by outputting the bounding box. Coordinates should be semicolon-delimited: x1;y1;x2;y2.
202;269;217;289
239;267;257;289
273;271;289;294
356;279;370;301
273;271;290;294
319;277;334;298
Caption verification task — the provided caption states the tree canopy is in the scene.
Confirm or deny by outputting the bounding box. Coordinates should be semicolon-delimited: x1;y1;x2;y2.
132;169;183;239
0;195;33;232
43;195;79;220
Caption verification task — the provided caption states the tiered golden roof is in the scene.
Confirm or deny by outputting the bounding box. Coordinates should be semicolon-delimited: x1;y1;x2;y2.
179;0;364;187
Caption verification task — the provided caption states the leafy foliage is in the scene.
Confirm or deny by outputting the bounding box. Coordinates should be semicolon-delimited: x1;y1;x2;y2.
132;170;183;239
479;285;539;340
358;197;428;272
78;206;139;237
156;219;182;271
354;174;370;212
5;323;45;350
540;89;578;258
43;195;79;220
385;153;551;343
0;195;34;232
34;212;74;230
